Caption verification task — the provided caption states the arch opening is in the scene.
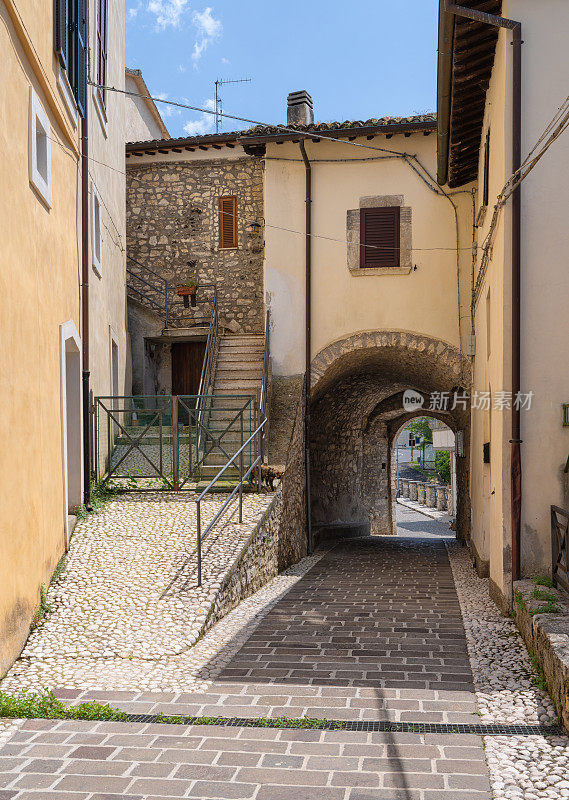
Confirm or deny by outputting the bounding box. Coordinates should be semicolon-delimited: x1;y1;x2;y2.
309;331;471;545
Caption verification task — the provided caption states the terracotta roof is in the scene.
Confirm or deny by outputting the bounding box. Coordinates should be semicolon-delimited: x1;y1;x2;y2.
126;113;437;154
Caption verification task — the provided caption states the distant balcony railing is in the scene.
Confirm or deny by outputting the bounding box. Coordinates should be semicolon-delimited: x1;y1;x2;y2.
126;256;215;329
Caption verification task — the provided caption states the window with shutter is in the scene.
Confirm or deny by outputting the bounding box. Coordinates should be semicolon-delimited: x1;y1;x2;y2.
359;207;400;268
96;0;108;107
54;0;68;68
219;196;237;249
54;0;86;117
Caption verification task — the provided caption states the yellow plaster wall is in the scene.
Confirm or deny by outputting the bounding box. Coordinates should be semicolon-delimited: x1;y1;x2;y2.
264;134;473;375
0;1;81;674
469;0;569;602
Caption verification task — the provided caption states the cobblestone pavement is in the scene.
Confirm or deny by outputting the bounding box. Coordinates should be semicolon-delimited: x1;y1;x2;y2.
0;492;274;693
1;508;568;797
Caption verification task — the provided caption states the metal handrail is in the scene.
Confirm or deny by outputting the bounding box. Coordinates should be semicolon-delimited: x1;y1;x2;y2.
195;417;267;586
259;308;270;463
127;254;217;329
195;287;218;461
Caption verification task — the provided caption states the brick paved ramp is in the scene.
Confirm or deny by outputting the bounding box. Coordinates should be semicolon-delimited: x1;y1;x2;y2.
0;537;492;797
0;717;491;799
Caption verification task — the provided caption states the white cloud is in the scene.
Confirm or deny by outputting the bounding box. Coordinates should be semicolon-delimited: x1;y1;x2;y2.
154;92;182;118
191;7;222;66
178;64;187;73
183;97;216;136
147;0;190;29
221;57;230;65
193;6;221;37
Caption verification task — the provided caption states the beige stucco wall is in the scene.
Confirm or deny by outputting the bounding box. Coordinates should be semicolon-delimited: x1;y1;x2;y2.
469;0;569;603
264;134;473;377
88;0;128;421
0;0;81;674
125;72;165;143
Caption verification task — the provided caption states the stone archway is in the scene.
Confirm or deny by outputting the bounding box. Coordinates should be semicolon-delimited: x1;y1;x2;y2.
309;330;471;543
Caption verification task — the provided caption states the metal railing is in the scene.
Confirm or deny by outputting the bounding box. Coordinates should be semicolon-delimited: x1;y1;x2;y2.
94;393;255;491
126;257;169;326
259;308;270;463
195;418;267;586
195;287;219;463
551;505;569;593
126;256;216;329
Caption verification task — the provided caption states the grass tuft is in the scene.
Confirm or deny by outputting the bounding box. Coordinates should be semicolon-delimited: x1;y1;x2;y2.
0;690;127;722
533;575;554;588
30;586;53;631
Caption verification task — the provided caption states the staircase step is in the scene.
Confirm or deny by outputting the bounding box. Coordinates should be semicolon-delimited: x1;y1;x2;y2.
221;335;264;343
215;381;261;391
216;370;262;381
217;351;264;361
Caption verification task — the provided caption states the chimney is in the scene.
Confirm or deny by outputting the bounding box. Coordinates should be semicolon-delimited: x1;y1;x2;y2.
287;90;314;126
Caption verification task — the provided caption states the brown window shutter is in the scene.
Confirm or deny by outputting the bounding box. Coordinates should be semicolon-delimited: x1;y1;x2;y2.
96;0;108;105
219;196;237;249
360;207;400;268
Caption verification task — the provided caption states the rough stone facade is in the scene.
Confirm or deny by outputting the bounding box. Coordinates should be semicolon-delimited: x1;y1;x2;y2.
277;384;308;571
268;375;304;465
126;156;265;334
203;489;283;636
512;579;569;732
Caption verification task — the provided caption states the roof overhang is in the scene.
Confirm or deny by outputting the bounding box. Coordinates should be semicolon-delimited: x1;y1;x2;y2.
437;0;501;187
126;118;437;158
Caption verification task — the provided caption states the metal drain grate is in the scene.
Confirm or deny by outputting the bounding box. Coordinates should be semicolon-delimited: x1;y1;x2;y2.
122;713;561;736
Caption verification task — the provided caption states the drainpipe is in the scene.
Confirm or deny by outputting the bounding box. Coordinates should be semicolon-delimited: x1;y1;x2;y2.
443;2;522;582
299;139;313;555
81;9;91;511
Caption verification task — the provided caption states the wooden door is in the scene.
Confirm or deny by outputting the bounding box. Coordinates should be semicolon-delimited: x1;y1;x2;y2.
171;341;206;396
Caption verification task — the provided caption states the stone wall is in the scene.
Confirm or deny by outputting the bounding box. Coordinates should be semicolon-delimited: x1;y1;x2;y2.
268;375;304;466
203;489;283;636
513;579;569;732
277;384;308;570
126;156;265;334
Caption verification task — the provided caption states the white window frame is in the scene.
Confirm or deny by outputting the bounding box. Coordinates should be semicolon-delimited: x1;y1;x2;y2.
92;185;103;277
29;88;52;208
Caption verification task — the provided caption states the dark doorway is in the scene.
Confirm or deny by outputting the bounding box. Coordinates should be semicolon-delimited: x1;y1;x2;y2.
171;341;206;397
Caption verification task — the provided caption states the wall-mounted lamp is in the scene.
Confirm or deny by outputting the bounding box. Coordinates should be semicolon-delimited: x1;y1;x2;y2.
248;220;263;235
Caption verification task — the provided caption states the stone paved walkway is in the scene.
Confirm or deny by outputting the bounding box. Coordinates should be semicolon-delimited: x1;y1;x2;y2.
0;508;568;798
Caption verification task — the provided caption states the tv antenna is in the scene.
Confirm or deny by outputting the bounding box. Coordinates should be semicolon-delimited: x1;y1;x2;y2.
214;77;251;133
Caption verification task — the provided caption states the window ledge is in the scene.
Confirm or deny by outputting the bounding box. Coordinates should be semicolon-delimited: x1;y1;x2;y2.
92;87;108;138
349;266;412;277
57;65;78;128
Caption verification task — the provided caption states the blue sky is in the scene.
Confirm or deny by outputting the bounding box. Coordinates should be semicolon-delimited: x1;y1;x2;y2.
126;0;439;139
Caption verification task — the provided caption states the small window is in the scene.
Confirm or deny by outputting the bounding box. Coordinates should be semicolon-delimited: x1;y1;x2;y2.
360;207;400;268
219;196;237;249
29;88;52;207
92;187;102;276
54;0;87;116
96;0;108;107
482;129;490;207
